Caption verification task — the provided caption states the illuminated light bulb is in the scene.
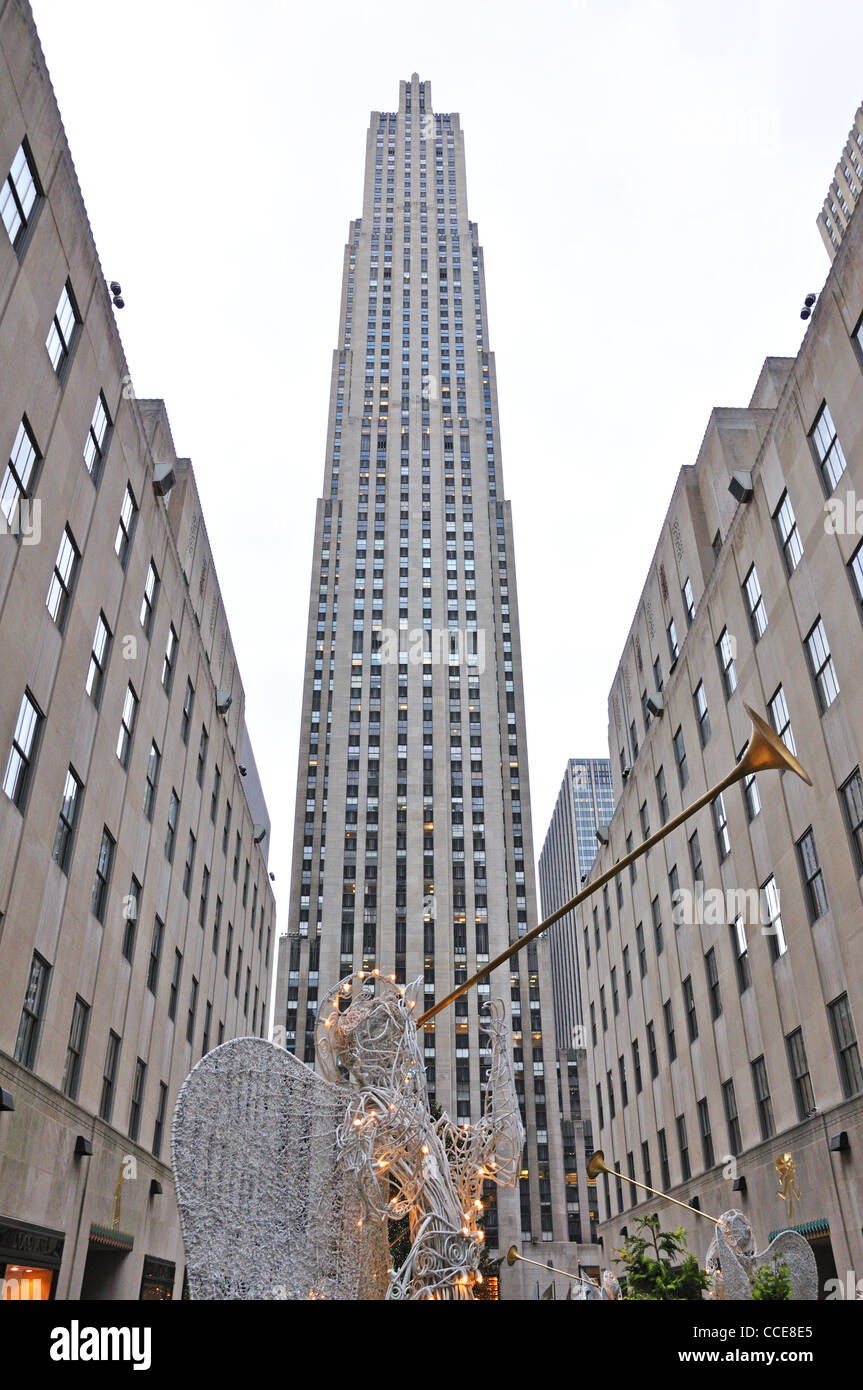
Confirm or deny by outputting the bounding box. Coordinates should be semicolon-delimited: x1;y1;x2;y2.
421;1144;429;1154
477;1231;485;1242
474;1199;483;1210
462;1227;470;1236
476;1273;483;1285
353;1118;362;1127
372;968;380;976
389;1104;396;1112
388;974;396;982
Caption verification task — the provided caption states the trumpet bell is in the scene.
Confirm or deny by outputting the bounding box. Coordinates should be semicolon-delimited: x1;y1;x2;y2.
741;704;812;785
506;1245;520;1267
586;1149;608;1181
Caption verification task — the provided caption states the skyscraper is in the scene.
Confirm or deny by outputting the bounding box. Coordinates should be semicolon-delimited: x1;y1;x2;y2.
540;757;614;1050
275;74;570;1295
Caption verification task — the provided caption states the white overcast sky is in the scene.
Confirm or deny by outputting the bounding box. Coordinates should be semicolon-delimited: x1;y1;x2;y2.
28;0;863;920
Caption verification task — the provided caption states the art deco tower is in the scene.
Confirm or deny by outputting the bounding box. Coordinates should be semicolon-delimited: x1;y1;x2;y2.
276;75;569;1293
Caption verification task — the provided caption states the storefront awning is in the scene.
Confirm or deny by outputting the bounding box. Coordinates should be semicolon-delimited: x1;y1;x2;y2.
88;1222;134;1252
768;1217;830;1242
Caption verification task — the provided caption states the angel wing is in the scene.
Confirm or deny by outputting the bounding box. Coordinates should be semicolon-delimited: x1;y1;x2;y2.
172;1036;389;1300
756;1230;818;1300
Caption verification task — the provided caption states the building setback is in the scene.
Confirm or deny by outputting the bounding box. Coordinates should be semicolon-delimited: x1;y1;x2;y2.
0;0;275;1300
817;100;863;261
578;183;863;1285
274;74;571;1296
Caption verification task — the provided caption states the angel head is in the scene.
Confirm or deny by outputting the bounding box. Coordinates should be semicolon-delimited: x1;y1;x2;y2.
315;971;423;1088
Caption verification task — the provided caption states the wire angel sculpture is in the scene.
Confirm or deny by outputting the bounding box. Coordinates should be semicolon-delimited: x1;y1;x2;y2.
172;970;524;1301
704;1209;817;1300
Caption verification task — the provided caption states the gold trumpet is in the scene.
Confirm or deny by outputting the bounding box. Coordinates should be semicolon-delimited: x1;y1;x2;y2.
586;1149;718;1225
417;704;811;1027
506;1245;598;1287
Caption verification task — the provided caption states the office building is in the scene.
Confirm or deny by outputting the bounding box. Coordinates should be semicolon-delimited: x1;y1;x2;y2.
274;74;570;1296
0;0;275;1299
577;191;863;1285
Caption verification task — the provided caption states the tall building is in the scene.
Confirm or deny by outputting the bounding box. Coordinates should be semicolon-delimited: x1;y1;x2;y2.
275;73;570;1296
577;189;863;1284
538;758;613;1270
0;0;275;1299
817;100;863;260
540;757;614;1049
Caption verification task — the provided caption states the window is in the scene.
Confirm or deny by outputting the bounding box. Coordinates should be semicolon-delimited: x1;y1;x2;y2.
810;401;847;492
636;921;646;978
773;489;803;574
722;1078;742;1156
153;1082;168;1159
1;417;41;531
626;830;636;883
682;577;695;626
762;874;786;961
841;768;863;874
211;765;221;823
213;896;222;954
751;1055;774;1139
122;876;140;962
233;832;241;884
828;993;863;1097
611;966;619;1016
786;1028;815;1120
86;613;111;705
849;538;863;618
717;627;737;697
1;141;40;250
143;741;160;821
199;865;210;927
619;1055;628;1108
183;831;196;897
46;281;79;375
632;1038;642;1093
657;1127;670;1188
187;977;198;1045
91;827;115;923
140;560;159;637
683;975;697;1041
162;625;178;694
797;827;828;921
655;765;668;825
668;863;680;921
202;1001;212;1057
651;895;663;955
100;1031;121;1122
600;986;607;1031
698;1098;714;1169
14;951;51;1069
197;725;208;787
653;655;663;692
116;683;139;768
731;916;751;992
676;1114;691;1181
805;618;839;712
129;1058;146;1142
663;999;676;1061
181;678;194;745
607;1069;615;1118
223;800;232;856
114;483;138;567
640;799;650;840
769;686;796;757
705;947;722;1018
623;944;632;998
630;719;639;759
168;949;183;1021
165;790;180;862
52;766;83;873
712;792;730;861
673;725;688;790
3;689;42;809
46;526;80;629
641;1138;652;1187
688;829;703;884
83;392;111;482
743;565;767;640
147;917;164;994
667;618;679;666
62;996;89;1100
693;681;710;747
647;1021;658;1079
